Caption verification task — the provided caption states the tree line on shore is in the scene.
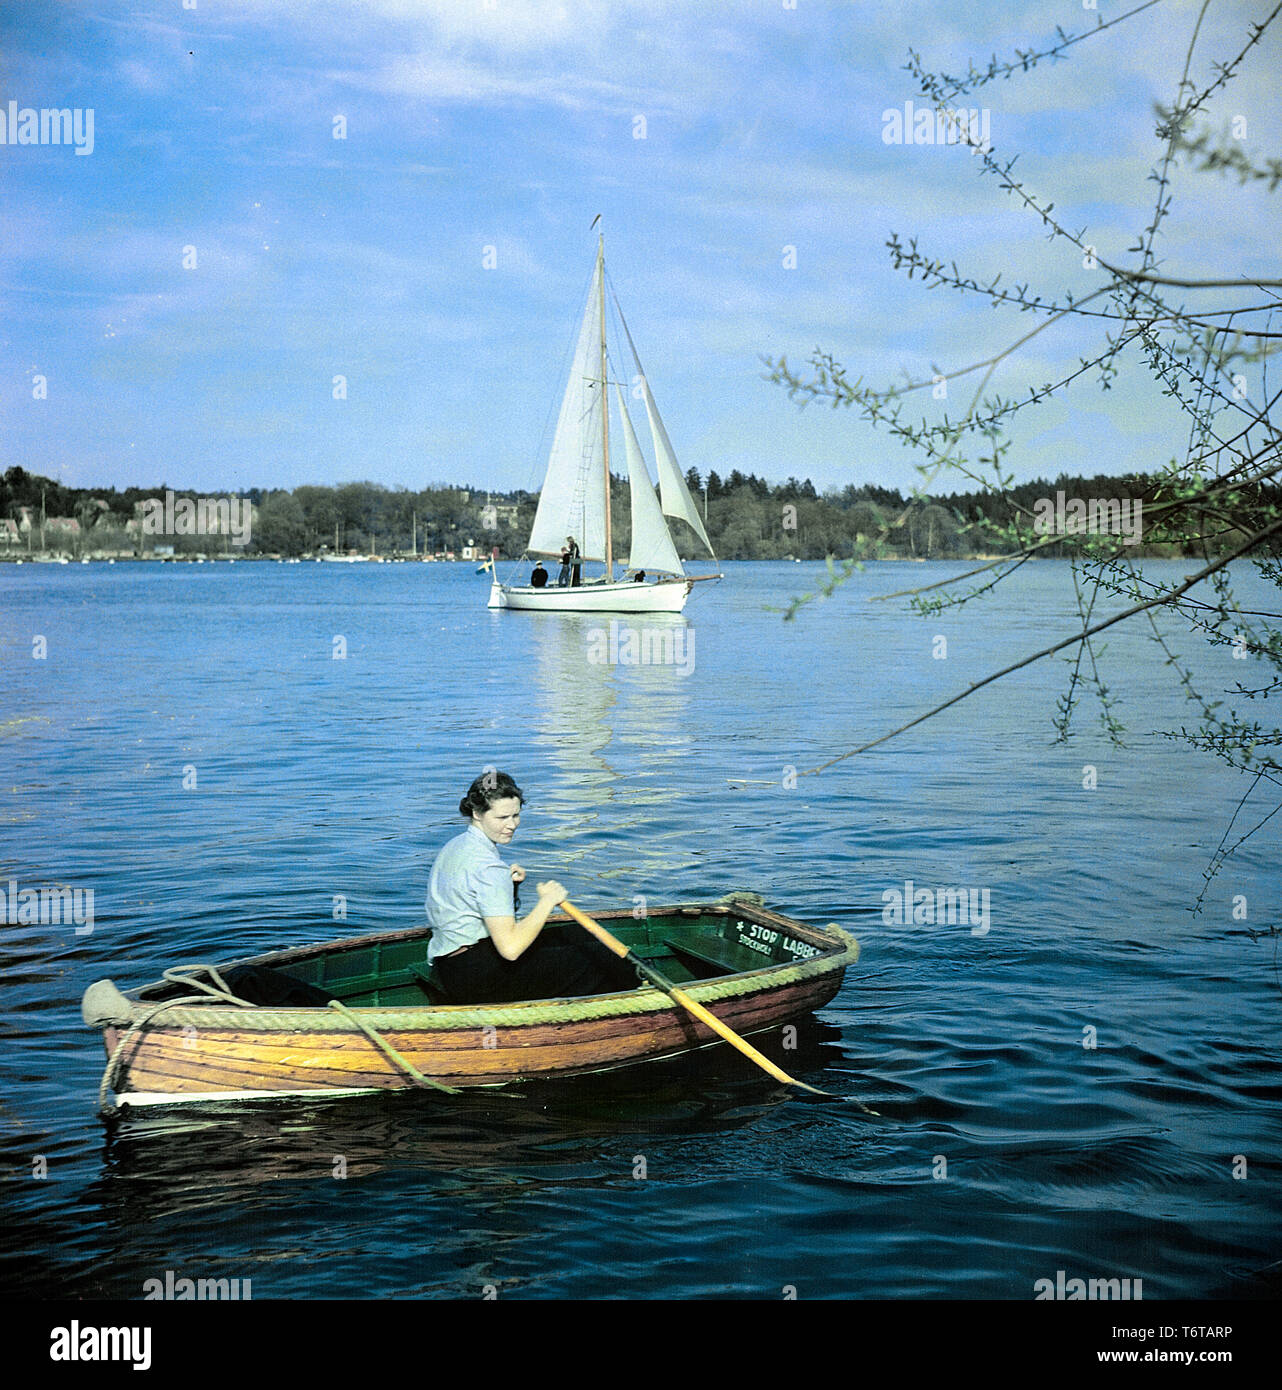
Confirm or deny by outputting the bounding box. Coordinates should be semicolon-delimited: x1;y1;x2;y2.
2;463;1269;560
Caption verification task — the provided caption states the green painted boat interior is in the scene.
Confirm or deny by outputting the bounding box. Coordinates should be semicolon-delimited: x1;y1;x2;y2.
133;908;833;1008
296;911;791;1008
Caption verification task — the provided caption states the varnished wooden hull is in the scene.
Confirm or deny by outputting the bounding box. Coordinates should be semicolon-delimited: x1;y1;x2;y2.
88;899;858;1109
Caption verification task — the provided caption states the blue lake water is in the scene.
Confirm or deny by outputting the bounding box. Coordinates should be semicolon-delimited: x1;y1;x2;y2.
1;558;1279;1300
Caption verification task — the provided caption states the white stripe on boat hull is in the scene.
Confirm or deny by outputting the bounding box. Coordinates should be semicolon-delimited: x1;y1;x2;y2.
115;1086;391;1108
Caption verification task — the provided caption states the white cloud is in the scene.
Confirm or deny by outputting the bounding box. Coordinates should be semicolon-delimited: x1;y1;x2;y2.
348;52;638;112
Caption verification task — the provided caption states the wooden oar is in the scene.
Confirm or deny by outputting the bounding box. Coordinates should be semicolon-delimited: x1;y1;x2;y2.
559;898;837;1099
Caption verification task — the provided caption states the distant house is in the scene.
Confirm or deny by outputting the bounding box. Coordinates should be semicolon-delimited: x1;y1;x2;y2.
0;519;19;547
482;494;520;527
9;510;85;542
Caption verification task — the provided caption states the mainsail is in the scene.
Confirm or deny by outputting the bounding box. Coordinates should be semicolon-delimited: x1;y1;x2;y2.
615;384;684;575
526;257;608;562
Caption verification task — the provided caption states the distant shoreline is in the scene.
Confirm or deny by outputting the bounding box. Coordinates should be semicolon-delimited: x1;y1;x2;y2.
6;466;1252;567
0;551;1203;566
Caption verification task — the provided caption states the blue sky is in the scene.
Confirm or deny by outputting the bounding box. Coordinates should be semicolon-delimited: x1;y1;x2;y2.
1;0;1278;497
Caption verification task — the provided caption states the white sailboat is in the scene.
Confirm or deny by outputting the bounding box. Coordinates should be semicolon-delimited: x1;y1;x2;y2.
487;234;720;613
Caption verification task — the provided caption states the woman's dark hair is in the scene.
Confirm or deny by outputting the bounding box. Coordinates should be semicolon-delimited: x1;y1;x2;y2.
459;770;524;819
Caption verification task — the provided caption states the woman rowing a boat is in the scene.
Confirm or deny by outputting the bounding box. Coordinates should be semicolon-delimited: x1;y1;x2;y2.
425;771;637;1004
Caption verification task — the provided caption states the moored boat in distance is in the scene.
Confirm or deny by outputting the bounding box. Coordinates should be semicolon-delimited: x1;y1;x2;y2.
488;230;721;613
82;894;856;1112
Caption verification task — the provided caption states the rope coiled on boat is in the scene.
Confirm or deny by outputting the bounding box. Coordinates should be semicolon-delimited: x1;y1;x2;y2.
96;965;259;1118
95;964;468;1113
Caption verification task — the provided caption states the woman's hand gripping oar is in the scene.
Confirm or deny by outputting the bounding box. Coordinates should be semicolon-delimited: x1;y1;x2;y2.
559;898;850;1102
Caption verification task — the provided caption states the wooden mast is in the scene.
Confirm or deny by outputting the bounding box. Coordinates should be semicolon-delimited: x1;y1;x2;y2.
597;231;612;579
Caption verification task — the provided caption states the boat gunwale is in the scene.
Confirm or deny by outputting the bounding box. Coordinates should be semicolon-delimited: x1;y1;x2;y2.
117;902;858;1033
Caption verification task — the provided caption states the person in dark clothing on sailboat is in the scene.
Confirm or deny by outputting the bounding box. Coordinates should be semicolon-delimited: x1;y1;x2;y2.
424;771;637;1004
558;536;581;587
530;561;548;588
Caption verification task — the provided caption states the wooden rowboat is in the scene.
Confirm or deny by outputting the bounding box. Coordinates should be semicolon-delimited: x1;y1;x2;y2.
82;893;859;1113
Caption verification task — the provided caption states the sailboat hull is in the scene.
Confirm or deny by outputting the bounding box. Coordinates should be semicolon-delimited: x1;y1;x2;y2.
488;577;692;613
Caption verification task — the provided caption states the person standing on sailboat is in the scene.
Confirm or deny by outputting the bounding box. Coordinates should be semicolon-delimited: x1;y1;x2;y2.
557;537;581;587
425;771;637;1004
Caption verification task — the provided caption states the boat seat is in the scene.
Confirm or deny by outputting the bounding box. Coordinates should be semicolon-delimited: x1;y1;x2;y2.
407;962;451;1004
662;936;771;977
626;942;674;959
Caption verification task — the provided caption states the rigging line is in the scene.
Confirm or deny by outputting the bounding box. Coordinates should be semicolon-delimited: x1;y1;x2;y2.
606;274;647;383
599;275;635;411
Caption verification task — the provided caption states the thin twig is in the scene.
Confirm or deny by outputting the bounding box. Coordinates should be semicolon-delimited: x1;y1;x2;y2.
773;518;1282;780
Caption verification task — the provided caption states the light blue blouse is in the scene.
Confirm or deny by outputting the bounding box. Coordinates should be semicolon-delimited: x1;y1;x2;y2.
425;824;515;962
